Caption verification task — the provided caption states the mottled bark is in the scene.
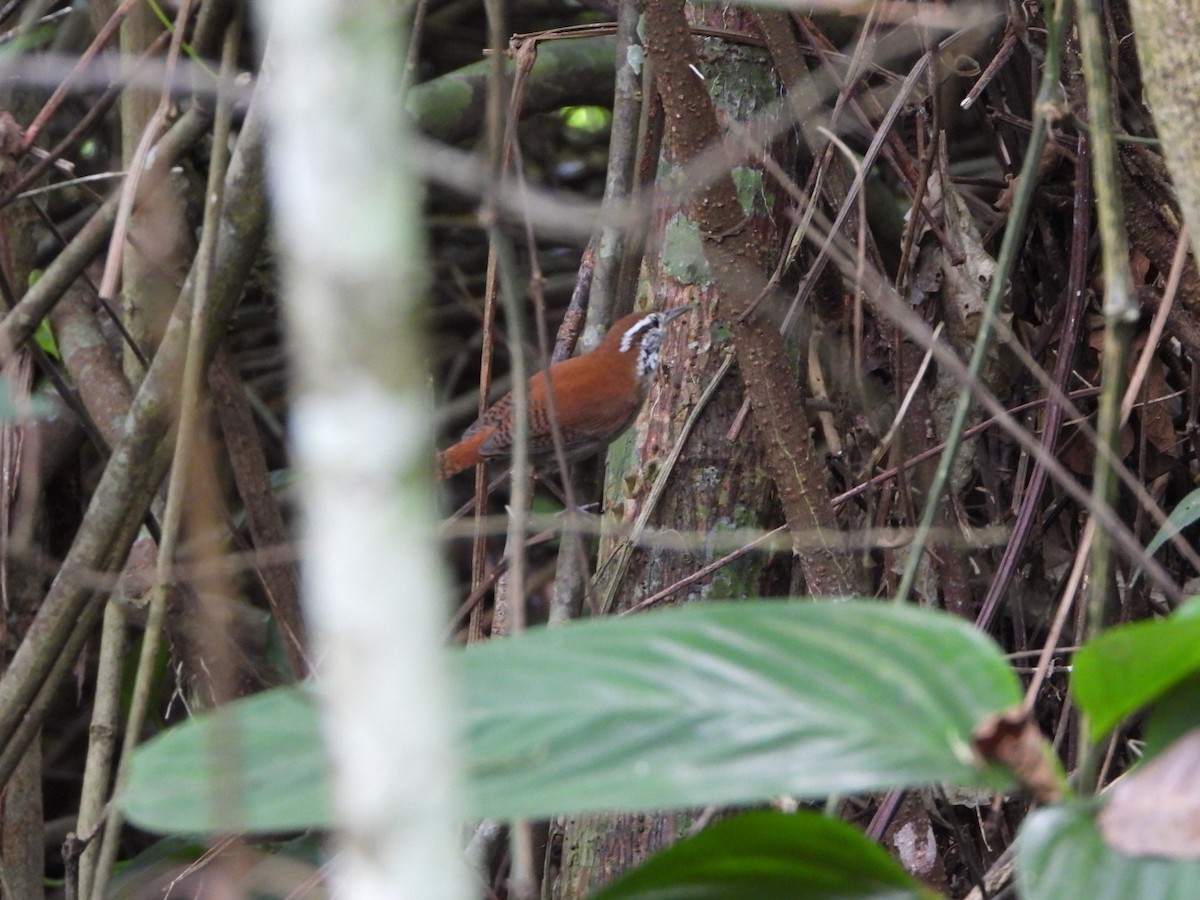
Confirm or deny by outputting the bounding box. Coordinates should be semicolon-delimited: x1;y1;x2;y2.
1128;0;1200;273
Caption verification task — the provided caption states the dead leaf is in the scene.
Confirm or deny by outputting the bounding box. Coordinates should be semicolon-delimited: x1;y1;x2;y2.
1139;358;1176;455
1059;421;1136;476
973;707;1063;803
1128;331;1176;455
1130;248;1152;286
1098;728;1200;859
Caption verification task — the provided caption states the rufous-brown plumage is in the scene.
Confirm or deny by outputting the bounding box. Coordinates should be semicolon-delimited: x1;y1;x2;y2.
437;307;689;478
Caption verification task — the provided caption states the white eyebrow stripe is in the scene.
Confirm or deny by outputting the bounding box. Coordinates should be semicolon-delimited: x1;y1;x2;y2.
619;315;655;352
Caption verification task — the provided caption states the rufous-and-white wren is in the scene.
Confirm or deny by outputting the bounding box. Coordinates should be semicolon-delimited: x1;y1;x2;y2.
437;307;690;479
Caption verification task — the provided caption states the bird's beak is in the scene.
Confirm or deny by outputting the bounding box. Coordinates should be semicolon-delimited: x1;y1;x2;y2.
661;305;692;324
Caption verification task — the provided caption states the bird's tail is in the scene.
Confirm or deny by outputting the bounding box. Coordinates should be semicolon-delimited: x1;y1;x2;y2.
436;431;489;479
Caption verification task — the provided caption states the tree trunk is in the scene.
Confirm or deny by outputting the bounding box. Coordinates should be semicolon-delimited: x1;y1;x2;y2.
547;9;795;895
1128;0;1200;269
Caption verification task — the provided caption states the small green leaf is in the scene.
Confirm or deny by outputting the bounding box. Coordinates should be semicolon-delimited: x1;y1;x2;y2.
34;318;60;359
1132;489;1200;585
595;810;938;900
1072;598;1200;741
561;105;611;135
1019;802;1200;900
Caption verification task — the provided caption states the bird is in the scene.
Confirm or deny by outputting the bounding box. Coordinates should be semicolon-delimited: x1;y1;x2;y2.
437;306;690;479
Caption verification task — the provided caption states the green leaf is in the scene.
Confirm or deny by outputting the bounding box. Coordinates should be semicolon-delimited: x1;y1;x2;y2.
26;272;60;360
34;318;59;359
123;601;1021;834
1072;598;1200;741
123;687;331;834
562;105;611;135
1018;803;1200;900
463;601;1019;819
594;810;938;900
1132;489;1200;585
1142;673;1200;760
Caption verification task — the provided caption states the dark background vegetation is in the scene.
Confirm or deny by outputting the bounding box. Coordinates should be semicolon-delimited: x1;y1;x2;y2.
0;0;1196;896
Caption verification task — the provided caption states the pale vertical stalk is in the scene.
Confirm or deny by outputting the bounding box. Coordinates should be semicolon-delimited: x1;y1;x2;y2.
256;2;468;896
477;0;534;889
1077;0;1138;794
582;0;642;344
73;600;128;898
91;0;192;372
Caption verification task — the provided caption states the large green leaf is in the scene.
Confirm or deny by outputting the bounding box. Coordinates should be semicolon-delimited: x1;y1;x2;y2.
1071;598;1200;741
464;601;1019;819
594;810;937;900
1019;803;1200;900
123;601;1020;834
